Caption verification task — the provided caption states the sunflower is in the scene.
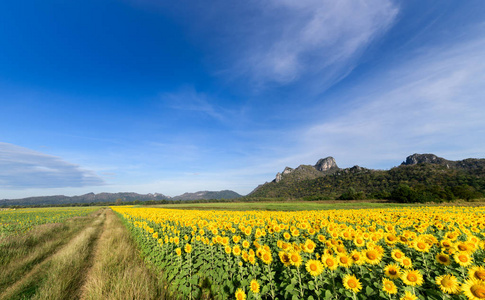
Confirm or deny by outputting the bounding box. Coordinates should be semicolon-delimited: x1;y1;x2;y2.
413;239;431;252
350;250;365;265
260;250;272;264
454;252;473;267
248;255;256;265
184;243;192;253
354;237;366;247
232;245;241;256
469;266;485;281
382;278;397;295
462;278;485;300
435;252;451;266
456;241;473;254
401;269;423;286
435;274;461;294
400;291;418;300
364;248;382;265
279;251;291;267
338;253;353;268
322;254;339;271
391;249;405;262
242;240;250;249
383;263;401;279
304;239;316;253
175;247;182;256
225;245;232;254
342;274;362;293
283;232;291;240
305;259;324;277
400;256;413;269
289;251;302;267
250;279;260;294
235;288;246;300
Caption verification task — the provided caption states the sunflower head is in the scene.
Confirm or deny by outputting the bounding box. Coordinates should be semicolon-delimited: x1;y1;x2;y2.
235;288;246;300
250;279;260;294
435;274;461;295
469;266;485;281
384;264;401;279
342;274;362;293
462;278;485;300
401;269;423;286
435;253;451;266
305;259;324;277
382;278;397;295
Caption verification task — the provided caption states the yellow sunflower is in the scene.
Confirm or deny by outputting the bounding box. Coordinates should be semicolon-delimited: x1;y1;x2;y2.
435;252;451;266
250;279;260;294
342;274;362;293
454;252;473;267
260;250;272;264
279;251;291;267
469;266;485;281
382;278;397;295
391;249;406;262
350;250;365;266
462;278;485;300
400;256;413;269
337;253;353;268
305;259;324;277
184;243;192;253
289;251;302;267
322;254;339;271
400;291;418;300
435;274;461;295
383;263;401;279
304;239;316;253
235;288;246;300
363;248;382;265
401;269;423;286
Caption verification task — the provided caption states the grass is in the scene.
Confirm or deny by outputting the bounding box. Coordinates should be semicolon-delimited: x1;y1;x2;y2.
145;199;485;211
0;210;102;293
80;209;164;300
0;207;165;300
0;209;106;300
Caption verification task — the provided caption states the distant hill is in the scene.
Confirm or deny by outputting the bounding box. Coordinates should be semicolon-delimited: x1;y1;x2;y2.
0;190;242;206
249;153;485;202
172;190;242;201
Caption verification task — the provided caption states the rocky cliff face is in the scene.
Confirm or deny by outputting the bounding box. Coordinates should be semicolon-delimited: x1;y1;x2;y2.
272;157;340;183
314;157;338;172
401;153;485;171
402;154;448;166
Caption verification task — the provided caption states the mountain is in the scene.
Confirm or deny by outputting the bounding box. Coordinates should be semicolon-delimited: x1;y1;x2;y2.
0;190;242;206
172;190;242;201
249;154;485;202
0;192;171;206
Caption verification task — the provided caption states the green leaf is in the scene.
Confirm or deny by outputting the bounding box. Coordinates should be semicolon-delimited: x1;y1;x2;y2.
325;290;333;299
366;286;374;296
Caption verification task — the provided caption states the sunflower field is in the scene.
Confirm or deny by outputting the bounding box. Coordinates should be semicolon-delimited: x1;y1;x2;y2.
0;207;99;236
112;206;485;300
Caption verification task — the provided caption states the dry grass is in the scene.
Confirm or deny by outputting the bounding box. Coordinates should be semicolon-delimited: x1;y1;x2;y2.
0;210;105;300
80;209;164;300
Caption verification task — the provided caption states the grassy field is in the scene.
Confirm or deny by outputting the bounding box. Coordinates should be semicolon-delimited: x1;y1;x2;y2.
144;199;485;211
0;207;164;300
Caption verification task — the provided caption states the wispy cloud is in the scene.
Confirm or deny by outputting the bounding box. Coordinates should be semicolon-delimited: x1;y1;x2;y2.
161;87;228;122
0;142;105;189
300;38;485;168
235;0;398;87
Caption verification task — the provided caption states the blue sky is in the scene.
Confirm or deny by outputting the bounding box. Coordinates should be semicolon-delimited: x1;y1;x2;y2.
1;1;485;199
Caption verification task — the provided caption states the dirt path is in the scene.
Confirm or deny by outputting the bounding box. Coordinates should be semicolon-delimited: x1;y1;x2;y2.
0;209;106;300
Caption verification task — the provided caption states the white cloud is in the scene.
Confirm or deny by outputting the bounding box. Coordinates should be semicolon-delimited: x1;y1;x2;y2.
0;142;105;189
301;38;485;168
230;0;398;87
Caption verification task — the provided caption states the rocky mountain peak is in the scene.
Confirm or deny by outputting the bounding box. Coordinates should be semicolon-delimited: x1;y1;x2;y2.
402;153;447;166
314;156;338;172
